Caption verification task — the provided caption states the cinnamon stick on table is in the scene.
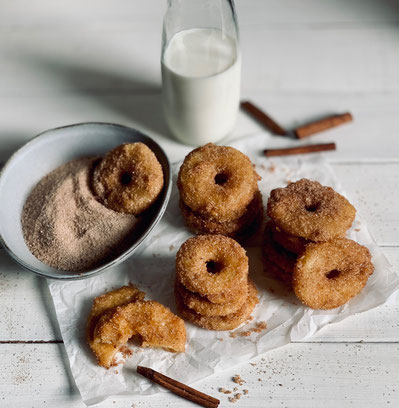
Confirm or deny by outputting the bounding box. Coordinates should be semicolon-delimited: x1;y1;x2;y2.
241;101;287;136
137;366;220;408
242;100;353;139
264;142;336;157
294;112;353;139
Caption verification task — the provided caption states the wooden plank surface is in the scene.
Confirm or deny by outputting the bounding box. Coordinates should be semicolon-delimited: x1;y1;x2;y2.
1;342;398;408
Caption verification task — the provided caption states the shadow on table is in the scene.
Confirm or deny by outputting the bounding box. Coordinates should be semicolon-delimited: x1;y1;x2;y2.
16;53;172;141
56;338;82;397
38;278;80;395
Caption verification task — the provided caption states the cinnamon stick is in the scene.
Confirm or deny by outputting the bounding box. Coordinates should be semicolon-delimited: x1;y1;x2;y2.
136;366;220;408
264;142;336;157
294;112;353;139
241;101;287;136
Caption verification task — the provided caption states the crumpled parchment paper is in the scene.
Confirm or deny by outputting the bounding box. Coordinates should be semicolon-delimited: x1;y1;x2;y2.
48;134;399;406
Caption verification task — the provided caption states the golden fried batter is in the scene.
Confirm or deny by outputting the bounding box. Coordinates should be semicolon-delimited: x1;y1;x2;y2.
262;254;292;285
263;222;297;274
179;190;263;238
267;179;356;241
174;279;250;317
271;223;310;254
95;301;185;353
93;142;164;215
178;143;260;222
175;280;259;331
86;285;145;368
87;286;185;368
176;235;248;297
293;238;374;309
204;282;248;304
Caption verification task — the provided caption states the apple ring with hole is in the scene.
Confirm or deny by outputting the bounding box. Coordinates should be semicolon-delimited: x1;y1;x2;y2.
177;143;260;222
93;142;164;215
267;178;356;242
293;238;374;309
176;234;248;297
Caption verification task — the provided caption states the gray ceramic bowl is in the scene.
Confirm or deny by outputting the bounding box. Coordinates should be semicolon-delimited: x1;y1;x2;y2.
0;123;172;280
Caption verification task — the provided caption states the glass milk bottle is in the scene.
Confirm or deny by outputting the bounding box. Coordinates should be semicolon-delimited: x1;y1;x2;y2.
161;0;241;146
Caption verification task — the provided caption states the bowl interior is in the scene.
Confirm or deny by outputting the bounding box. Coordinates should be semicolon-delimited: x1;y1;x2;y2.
0;123;171;280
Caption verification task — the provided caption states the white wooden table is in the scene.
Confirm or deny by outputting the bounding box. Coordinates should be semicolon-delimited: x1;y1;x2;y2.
1;1;399;407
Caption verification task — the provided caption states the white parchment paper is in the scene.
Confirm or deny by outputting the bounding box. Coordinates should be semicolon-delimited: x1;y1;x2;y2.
48;134;399;406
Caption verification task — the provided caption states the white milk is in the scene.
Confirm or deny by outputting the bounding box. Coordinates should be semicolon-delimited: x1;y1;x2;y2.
161;28;241;145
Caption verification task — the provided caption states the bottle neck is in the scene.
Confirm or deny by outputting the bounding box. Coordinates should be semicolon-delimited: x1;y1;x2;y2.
163;0;239;46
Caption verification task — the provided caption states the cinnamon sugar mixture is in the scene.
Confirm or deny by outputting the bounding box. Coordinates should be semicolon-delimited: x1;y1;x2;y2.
21;158;138;272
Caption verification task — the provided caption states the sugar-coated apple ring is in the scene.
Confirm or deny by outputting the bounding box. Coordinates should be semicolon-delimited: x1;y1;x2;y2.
263;222;297;274
93;142;164;215
179;190;263;239
86;285;145;368
267;179;356;241
293;238;374;309
262;255;292;285
178;143;260;222
174;278;250;317
205;281;248;304
175;280;259;331
176;234;248;297
271;223;310;254
94;301;186;358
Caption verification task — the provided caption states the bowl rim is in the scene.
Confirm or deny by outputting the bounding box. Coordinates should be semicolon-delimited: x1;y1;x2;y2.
0;122;172;280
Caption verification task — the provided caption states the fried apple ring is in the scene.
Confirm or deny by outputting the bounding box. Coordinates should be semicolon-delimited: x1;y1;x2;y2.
176;280;259;330
262;255;292;285
176;235;248;297
271;223;310;254
86;285;145;368
293;238;374;309
205;282;248;304
93;142;164;215
178;143;260;222
267;179;356;241
179;190;263;238
94;300;186;356
174;279;250;317
263;222;297;274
